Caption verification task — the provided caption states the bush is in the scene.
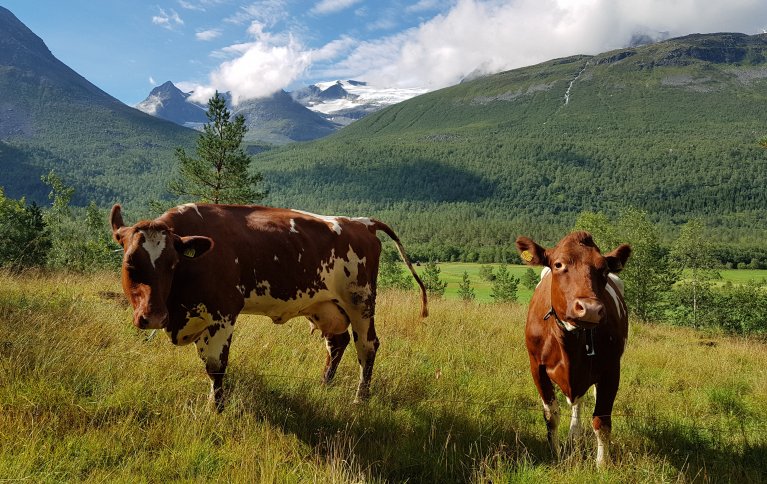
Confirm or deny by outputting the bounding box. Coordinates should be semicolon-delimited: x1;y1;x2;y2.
0;188;51;270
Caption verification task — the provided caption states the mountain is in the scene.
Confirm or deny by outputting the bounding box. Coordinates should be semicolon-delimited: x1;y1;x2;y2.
233;89;339;144
136;81;340;144
135;81;208;128
0;6;196;205
292;80;428;126
255;32;767;258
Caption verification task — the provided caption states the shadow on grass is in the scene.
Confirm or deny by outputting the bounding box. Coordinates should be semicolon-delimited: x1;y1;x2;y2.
632;417;767;482
225;369;551;482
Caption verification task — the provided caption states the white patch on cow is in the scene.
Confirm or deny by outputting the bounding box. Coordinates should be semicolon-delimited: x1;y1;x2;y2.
351;217;374;227
274;255;279;262
606;274;626;318
240;246;370;331
140;230;166;268
289;219;299;233
235;258;239;264
291;209;342;234
166;303;217;346
569;396;583;439
594;426;611;467
177;203;203;218
537;267;551;288
298;252;302;262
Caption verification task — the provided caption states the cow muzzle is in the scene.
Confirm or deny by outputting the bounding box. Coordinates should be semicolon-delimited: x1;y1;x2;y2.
568;298;605;326
134;311;168;330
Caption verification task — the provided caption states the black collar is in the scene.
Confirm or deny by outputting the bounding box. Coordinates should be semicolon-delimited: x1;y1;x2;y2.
543;306;596;357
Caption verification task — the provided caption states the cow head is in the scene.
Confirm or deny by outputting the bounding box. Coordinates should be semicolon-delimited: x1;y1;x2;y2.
110;204;214;330
516;231;631;328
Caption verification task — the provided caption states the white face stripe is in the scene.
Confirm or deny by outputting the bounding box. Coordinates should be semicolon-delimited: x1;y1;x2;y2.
140;230;167;268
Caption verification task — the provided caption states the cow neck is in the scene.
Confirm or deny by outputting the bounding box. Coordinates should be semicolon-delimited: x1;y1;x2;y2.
543;306;597;357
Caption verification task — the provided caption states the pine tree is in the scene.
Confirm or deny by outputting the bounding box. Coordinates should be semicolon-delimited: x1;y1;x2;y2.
490;265;519;303
377;245;413;290
169;92;266;204
521;267;539;290
422;260;447;298
457;271;475;302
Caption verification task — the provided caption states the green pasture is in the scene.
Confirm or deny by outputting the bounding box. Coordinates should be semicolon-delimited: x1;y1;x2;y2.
0;270;765;482
419;263;767;303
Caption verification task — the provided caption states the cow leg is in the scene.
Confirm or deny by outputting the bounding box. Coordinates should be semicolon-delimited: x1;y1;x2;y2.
593;369;620;467
531;363;560;459
194;321;236;413
566;395;584;454
351;316;379;403
323;330;351;384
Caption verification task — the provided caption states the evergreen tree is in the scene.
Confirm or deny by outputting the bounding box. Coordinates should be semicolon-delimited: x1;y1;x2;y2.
479;264;496;281
490;265;519;303
457;271;476;302
422;260;447;298
521;267;539;290
377;245;413;290
169;92;266;204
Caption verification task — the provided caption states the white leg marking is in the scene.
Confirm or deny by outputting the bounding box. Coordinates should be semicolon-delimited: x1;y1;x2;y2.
569;396;583;439
140;230;166;268
595;426;610;467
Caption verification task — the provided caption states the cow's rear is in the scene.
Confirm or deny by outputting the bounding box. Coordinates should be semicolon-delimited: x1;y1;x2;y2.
516;231;631;467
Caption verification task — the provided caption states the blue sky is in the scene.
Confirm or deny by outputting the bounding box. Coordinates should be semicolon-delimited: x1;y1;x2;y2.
4;0;766;105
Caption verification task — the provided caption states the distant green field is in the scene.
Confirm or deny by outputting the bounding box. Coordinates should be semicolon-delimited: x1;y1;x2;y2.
417;264;767;303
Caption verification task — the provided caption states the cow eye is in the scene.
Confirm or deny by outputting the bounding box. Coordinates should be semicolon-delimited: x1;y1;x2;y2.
554;261;565;270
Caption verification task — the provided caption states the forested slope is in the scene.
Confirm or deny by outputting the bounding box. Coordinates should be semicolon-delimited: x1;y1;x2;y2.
254;33;767;258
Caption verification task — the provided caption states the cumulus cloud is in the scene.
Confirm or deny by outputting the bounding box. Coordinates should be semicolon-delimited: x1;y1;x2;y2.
188;0;766;101
196;28;222;41
152;8;184;29
186;21;339;104
312;0;363;15
350;0;767;89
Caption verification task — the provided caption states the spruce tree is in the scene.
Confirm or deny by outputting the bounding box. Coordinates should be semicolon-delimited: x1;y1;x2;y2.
422;260;448;298
457;271;476;302
169;92;266;204
490;265;519;302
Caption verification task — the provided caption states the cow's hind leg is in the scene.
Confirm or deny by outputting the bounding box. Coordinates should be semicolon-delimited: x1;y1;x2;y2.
323;330;351;384
194;319;236;413
350;315;379;403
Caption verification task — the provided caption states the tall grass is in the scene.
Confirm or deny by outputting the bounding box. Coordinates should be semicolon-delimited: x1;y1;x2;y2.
0;270;765;482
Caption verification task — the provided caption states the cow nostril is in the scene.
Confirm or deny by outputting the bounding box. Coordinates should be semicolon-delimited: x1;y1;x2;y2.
138;316;148;329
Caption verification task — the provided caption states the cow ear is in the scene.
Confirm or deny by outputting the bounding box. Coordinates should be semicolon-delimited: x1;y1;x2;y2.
606;244;632;273
110;204;130;244
175;236;214;260
516;236;548;266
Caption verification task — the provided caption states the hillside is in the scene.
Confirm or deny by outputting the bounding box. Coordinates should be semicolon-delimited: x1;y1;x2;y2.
255;33;767;255
0;6;196;205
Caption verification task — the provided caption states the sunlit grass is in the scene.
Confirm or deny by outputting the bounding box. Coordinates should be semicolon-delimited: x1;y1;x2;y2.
0;270;765;482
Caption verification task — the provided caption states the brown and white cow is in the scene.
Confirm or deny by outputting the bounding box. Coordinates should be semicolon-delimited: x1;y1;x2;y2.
516;231;631;467
110;203;427;411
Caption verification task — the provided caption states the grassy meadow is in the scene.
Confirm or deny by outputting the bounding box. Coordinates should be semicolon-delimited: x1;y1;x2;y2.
423;263;767;303
1;270;766;482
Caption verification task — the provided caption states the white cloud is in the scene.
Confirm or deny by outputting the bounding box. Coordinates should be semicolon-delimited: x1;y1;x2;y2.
339;0;767;90
312;0;363;15
149;76;157;86
196;28;222;41
152;8;184;29
178;1;205;11
405;0;445;13
187;0;766;102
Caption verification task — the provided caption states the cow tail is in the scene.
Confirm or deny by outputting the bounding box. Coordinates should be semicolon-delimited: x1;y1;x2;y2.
371;220;429;318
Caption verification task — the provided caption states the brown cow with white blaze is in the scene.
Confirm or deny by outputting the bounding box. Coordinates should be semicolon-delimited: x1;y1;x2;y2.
516;231;631;467
110;203;427;411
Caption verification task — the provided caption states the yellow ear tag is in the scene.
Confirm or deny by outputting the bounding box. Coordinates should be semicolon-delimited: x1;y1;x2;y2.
184;248;196;258
521;250;533;262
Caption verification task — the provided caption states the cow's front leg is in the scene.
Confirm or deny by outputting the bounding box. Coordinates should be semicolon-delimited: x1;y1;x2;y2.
351;317;379;403
593;369;620;467
194;320;236;413
323;330;351;384
531;362;560;459
566;395;584;454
